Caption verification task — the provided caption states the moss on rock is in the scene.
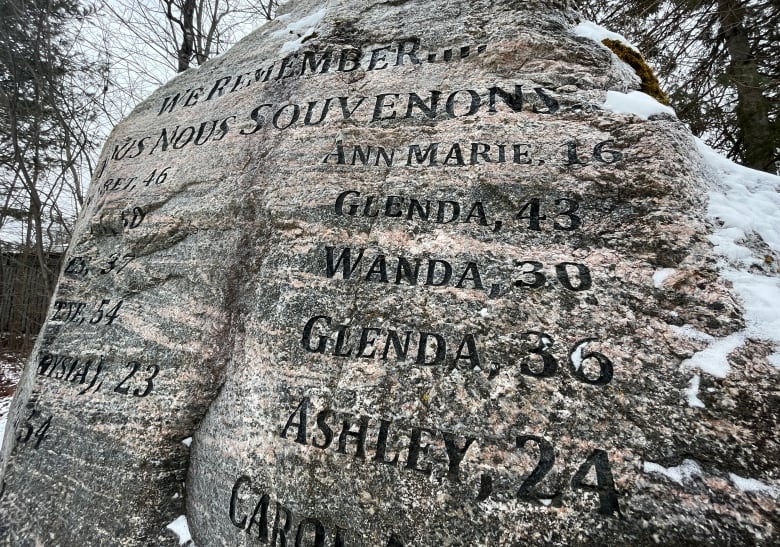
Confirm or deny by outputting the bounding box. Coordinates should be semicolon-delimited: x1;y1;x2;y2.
602;38;670;105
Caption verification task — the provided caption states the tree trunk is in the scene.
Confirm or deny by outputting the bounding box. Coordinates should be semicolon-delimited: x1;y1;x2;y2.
717;0;777;172
177;0;196;72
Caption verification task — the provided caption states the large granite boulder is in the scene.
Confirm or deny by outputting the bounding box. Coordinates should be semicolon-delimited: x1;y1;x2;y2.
1;0;777;545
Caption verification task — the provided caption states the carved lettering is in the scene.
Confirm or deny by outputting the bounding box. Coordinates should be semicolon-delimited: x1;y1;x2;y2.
37;353;160;397
323;247;592;296
50;299;123;326
300;315;480;371
229;475;397;544
274;399;621;516
157;37;488;115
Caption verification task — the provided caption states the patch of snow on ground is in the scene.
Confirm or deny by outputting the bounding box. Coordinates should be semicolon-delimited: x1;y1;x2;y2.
643;459;702;484
0;351;25;441
572;20;639;51
602;91;676;120
272;7;327;55
166;515;193;545
729;473;779;497
182;437;192;447
0;400;9;440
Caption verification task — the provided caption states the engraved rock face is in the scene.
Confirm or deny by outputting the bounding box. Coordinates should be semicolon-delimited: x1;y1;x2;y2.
1;0;777;545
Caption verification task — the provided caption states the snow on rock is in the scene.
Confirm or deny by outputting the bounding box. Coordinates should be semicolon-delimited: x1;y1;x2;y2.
703;141;780;259
709;226;754;263
678;139;780;388
652;268;676;288
272;7;327;55
650;134;780;403
681;332;746;379
719;269;780;343
702;140;780;368
602;91;676;120
729;473;779;497
684;374;706;408
643;459;703;485
645;461;778;498
698;136;780;268
569;339;586;372
166;515;193;545
572;20;639;51
672;324;715;343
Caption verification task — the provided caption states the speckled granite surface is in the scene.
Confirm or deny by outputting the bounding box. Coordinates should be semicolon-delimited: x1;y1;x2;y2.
1;1;776;545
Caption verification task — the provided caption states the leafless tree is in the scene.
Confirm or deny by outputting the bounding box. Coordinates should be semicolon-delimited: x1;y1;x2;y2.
578;0;779;173
100;0;277;75
1;0;108;346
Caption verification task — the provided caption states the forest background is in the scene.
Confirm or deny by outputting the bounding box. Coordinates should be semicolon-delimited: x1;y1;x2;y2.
0;0;778;356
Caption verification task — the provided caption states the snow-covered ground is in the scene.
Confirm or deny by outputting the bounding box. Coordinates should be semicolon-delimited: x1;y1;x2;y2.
0;350;24;439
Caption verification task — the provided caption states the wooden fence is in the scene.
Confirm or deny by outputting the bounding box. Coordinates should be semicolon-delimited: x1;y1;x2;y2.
0;250;62;350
